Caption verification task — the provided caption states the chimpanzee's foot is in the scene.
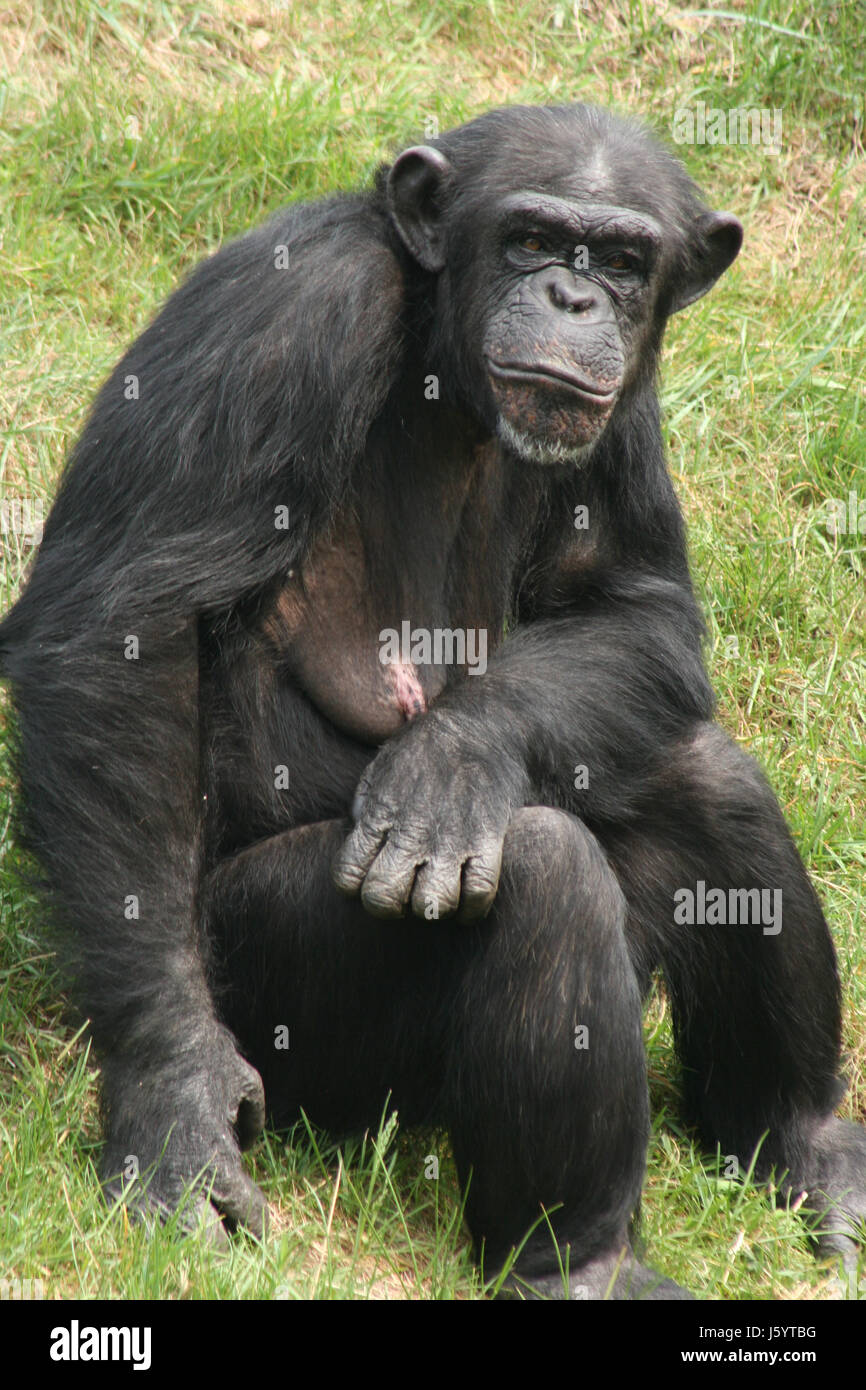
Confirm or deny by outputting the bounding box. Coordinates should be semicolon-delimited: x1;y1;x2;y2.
497;1245;694;1300
802;1117;866;1271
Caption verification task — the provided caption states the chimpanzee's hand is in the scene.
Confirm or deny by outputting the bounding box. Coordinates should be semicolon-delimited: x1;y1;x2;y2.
333;717;529;920
100;1022;267;1244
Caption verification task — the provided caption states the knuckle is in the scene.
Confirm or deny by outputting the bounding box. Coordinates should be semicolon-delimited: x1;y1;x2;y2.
360;858;411;917
463;870;499;901
414;885;460;918
333;857;365;892
361;883;407;918
411;858;461;917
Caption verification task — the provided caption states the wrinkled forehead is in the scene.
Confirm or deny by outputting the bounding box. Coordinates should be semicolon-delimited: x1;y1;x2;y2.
533;142;625;202
489;140;689;224
451;133;689;235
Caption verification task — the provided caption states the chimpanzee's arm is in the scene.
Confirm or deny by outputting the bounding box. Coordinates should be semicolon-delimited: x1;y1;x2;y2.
0;202;406;1226
445;570;713;803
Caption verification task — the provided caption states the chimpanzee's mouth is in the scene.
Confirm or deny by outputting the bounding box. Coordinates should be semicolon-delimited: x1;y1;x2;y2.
487;359;618;402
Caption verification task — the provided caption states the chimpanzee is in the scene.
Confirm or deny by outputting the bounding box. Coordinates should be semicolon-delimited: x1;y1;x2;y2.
1;104;863;1300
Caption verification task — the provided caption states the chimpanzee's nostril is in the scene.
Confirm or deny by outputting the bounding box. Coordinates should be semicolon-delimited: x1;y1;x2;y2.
547;278;596;314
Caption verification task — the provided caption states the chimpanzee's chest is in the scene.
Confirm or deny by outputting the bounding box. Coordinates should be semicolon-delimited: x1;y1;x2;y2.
258;440;532;743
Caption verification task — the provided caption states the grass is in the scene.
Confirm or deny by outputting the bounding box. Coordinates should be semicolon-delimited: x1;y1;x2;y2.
1;0;864;1301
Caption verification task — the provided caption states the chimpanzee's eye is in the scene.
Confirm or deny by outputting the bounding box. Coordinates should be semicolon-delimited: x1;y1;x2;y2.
604;249;641;272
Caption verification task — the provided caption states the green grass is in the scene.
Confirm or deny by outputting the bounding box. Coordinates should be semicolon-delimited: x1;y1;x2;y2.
1;0;864;1300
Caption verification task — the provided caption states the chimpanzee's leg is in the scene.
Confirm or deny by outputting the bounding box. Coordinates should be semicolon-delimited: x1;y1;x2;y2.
604;722;866;1266
204;808;684;1298
441;808;684;1298
204;819;461;1135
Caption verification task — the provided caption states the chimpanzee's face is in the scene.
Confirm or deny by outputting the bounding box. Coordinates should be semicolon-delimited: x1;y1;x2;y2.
477;191;664;465
386;119;742;467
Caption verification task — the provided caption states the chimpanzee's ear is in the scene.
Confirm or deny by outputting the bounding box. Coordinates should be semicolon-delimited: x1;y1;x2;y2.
386;146;453;274
670;211;743;313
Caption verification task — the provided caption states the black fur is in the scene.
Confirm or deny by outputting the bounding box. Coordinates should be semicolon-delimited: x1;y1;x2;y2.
1;104;863;1297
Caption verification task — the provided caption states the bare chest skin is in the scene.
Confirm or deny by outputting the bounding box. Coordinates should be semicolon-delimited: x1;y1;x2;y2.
261;439;511;743
261;524;443;741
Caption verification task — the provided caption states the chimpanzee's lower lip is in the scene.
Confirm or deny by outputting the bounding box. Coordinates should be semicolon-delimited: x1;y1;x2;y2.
487;360;618;401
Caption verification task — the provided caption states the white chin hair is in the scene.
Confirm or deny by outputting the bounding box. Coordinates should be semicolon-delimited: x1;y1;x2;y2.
496;418;595;467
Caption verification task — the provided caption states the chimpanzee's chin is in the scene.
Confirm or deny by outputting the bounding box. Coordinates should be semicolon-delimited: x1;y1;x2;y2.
496;416;599;468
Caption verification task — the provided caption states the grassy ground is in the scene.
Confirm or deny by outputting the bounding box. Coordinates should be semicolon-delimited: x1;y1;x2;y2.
0;0;863;1301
